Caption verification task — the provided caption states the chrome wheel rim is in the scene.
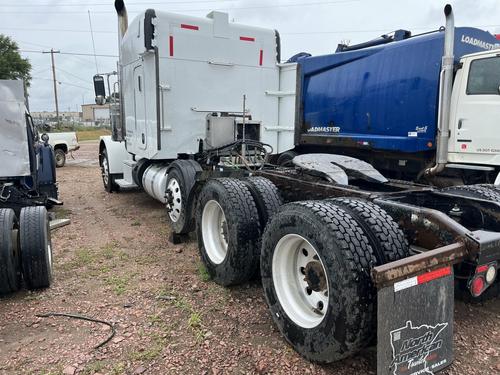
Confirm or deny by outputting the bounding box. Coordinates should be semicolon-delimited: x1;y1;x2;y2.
101;157;109;186
272;234;329;328
167;178;182;222
202;200;228;264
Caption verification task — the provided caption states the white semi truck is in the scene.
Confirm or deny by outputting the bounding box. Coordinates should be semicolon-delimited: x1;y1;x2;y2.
97;2;500;373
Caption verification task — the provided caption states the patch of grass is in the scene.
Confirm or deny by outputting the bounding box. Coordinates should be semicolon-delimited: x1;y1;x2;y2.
76;129;111;141
188;312;205;343
109;362;126;375
59;247;95;270
130;333;166;362
188;312;202;328
197;263;211;282
131;220;141;226
82;361;105;375
105;275;130;295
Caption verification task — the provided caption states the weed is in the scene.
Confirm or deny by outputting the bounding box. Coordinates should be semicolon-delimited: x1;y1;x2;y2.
130;333;166;362
188;312;202;328
131;220;141;226
105;275;130;295
109;362;126;375
197;263;211;282
82;361;105;375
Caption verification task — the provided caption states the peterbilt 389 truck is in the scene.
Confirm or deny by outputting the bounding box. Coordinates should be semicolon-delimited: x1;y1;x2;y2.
97;2;499;373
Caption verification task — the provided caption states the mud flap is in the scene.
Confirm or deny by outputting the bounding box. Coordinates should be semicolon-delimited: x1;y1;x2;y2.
377;266;454;375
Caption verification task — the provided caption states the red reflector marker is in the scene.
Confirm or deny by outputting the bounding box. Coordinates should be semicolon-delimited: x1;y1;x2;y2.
394;266;451;292
240;36;255;42
169;35;174;56
476;264;489;273
259;49;263;66
181;24;199;31
471;276;485;297
417;266;452;284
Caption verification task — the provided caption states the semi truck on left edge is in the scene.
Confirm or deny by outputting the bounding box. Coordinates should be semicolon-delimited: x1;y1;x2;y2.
96;2;499;373
0;80;57;294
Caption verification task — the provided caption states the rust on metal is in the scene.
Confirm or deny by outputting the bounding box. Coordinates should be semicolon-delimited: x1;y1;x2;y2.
372;242;468;288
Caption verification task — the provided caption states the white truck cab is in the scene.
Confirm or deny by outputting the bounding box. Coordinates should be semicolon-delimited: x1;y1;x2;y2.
448;50;500;176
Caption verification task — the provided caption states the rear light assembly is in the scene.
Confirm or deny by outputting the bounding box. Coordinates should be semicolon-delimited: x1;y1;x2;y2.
469;261;497;297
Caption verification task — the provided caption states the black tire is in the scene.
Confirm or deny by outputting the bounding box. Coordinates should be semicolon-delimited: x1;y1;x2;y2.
166;161;201;234
54;148;66;168
0;209;21;294
329;198;410;264
261;201;377;362
277;150;298;167
20;206;52;289
441;184;500;202
100;148;119;193
476;184;500;195
243;176;283;228
196;178;261;286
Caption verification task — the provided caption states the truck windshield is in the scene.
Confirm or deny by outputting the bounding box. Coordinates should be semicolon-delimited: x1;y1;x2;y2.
466;56;500;95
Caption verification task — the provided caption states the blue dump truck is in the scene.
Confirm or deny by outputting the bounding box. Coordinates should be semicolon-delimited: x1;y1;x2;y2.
284;19;500;186
0;80;58;294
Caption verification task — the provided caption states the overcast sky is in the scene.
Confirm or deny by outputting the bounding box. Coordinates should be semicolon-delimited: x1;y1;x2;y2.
1;0;499;112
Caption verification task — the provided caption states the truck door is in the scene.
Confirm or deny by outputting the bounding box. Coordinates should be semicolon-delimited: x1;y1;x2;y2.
133;65;147;150
451;54;500;156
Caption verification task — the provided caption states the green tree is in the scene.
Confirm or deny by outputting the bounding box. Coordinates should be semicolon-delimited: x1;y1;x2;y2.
0;35;32;85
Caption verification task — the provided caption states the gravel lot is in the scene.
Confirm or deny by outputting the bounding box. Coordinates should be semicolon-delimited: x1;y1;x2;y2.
0;141;498;375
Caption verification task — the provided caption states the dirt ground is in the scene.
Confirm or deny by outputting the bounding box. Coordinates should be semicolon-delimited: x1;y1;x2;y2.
0;141;499;375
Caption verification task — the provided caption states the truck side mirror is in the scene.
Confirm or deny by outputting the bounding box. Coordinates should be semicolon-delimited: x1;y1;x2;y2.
93;74;106;104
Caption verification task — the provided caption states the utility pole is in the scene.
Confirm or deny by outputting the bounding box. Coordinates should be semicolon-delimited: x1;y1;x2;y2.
43;49;60;127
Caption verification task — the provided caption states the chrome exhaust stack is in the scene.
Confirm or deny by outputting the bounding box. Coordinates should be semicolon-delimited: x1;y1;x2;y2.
115;0;128;46
426;4;455;177
112;0;128;142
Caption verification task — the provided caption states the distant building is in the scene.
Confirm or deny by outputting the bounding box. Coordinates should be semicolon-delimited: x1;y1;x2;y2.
81;103;110;123
31;111;82;123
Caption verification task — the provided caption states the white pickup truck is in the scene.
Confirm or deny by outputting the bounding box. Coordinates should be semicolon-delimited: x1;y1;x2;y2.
46;132;80;167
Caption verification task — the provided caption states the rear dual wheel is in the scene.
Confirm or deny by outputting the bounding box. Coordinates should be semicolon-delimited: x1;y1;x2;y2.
0;207;52;294
0;209;21;294
20;206;53;290
261;199;409;362
196;178;261;286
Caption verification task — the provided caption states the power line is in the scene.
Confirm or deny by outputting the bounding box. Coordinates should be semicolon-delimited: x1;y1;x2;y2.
20;50;118;58
1;0;237;7
0;0;360;14
32;76;93;91
11;24;500;36
88;10;100;73
55;67;91;84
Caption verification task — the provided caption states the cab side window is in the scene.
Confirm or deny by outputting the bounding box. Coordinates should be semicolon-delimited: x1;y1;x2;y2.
467;56;500;95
